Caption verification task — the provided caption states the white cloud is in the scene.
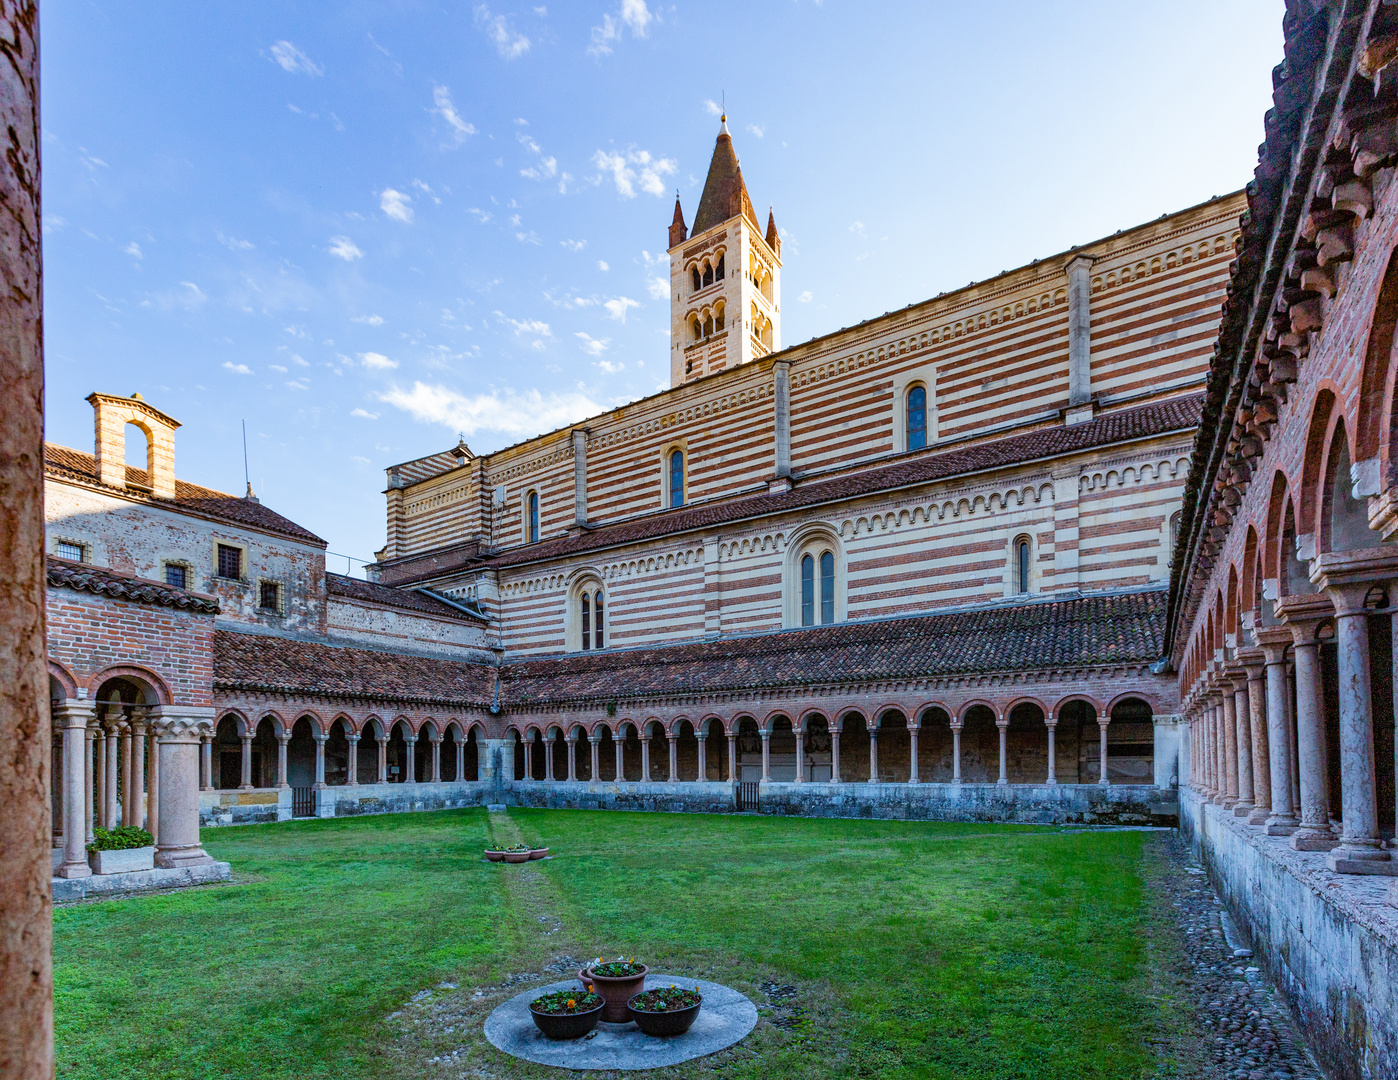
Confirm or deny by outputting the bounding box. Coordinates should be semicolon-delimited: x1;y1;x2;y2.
360;351;399;370
518;132;558;180
292;355;309;367
589;0;652;56
411;178;442;204
603;296;640;322
350;408;379;419
575;331;610;356
222;361;253;375
285;378;310;391
268;41;323;76
799;290;813;303
495;312;553;339
218;232;254;250
746;123;765;139
596;359;624;374
592;147;676;198
474;4;531;59
431;84;476;144
380;382;603;439
380;188;413;223
597;260;609;271
352;314;384;326
468;207;492;224
645;274;668;300
560;239;586;252
124;241;142;259
269;364;288;373
329;235;363;261
141;281;206;312
849;220;866;237
703;98;722;116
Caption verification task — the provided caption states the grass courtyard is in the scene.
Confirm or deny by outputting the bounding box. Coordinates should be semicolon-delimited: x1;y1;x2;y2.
53;809;1200;1079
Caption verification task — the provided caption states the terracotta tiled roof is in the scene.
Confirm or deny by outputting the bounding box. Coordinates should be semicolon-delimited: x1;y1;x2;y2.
326;572;486;622
485;394;1201;571
213;630;497;708
44;444;325;546
502;589;1168;706
47;557;220;614
692;129;759;235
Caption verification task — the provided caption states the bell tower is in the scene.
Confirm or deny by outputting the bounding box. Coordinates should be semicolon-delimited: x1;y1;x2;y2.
668;115;782;387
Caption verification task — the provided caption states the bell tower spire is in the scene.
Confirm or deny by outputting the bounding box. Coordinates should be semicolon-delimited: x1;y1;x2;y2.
668;113;782;387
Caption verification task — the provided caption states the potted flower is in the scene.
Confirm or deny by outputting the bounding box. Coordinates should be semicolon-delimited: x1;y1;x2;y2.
578;957;648;1022
528;989;604;1040
483;847;507;862
502;843;532;864
627;984;703;1037
86;825;155;875
528;845;549;860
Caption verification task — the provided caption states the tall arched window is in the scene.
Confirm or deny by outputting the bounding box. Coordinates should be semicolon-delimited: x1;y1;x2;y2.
1015;537;1030;594
787;528;843;629
714;304;725;332
580;589;604;650
907;385;927;451
668;449;685;508
715;253;725;280
703;262;714;287
526;491;539;544
800;549;836;627
800;554;815;626
820;551;835;624
691;267;701;292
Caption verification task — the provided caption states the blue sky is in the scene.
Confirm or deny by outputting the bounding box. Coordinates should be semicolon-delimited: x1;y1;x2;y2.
41;1;1281;571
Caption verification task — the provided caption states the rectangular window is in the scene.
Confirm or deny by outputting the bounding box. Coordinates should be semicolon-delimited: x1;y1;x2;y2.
216;544;242;579
164;564;187;589
56;541;85;562
259;581;280;611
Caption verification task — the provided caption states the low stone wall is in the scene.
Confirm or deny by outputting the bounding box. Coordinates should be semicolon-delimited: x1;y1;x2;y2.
1181;789;1398;1080
505;779;1178;825
201;782;495;825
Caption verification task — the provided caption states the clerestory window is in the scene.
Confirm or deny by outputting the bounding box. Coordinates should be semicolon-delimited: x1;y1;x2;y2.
907;385;927;451
668;449;685;508
580;589;604;650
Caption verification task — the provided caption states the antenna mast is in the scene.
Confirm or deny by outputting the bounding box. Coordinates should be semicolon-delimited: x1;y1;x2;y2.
241;420;257;501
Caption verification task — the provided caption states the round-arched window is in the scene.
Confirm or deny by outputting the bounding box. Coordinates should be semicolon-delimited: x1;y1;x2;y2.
526;491;539;544
668;449;685;508
907;385;927;451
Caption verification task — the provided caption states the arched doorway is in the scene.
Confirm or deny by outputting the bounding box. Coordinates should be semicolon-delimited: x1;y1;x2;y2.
877;710;910;783
326;718;351;786
1006;702;1047;784
918;707;954;782
836;712;868;782
1107;698;1156;784
960;705;999;783
804;715;833;782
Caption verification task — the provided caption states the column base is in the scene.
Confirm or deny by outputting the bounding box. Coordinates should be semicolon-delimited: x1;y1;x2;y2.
1245;807;1269;825
907;778;918;785
1264;814;1299;835
1045;777;1057;785
1326;851;1398;876
996;779;1008;786
1232;801;1255;818
1290;828;1341;851
239;785;254;792
155;845;215;869
55;861;92;879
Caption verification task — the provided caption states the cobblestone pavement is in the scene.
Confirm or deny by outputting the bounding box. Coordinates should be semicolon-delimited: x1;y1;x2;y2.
1152;833;1325;1080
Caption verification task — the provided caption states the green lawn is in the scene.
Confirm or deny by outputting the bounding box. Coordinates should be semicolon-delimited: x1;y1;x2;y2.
53;809;1189;1080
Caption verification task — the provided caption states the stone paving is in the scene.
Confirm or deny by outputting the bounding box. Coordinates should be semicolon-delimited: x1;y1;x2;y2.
1152;834;1324;1080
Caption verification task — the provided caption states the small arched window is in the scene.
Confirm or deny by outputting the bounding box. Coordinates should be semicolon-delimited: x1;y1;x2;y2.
690;316;702;342
714;305;725;332
1015;537;1030;594
800;549;836;627
907;385;927;451
668;449;684;508
691;267;702;292
715;253;725;280
800;554;815;626
580;589;604;650
703;262;714;288
526;491;539;544
703;315;714;337
820;551;835;624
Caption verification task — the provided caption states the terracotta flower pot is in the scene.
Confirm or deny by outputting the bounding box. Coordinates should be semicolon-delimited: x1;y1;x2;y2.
530;997;604;1040
579;964;648;1023
503;851;530;863
627;990;702;1037
484;850;506;862
528;847;549;860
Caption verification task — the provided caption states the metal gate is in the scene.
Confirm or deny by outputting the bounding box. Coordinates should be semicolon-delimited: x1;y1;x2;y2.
292;786;314;818
737;781;760;811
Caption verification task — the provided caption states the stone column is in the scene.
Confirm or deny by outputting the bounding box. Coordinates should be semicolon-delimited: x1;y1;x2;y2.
120;721;134;824
794;727;806;783
104;720;120;827
54;702;95;879
760;730;770;782
1286;663;1301;810
376;735;388;783
95;724;108;828
868;726;878;783
951;721;963;783
1220;690;1238;806
149;709;216;869
567;733;577;783
907;724;919;784
130;714;147;830
616;736;625;782
84;724;96;844
1045;717;1058;784
1066;253;1094;407
1289;633;1337;850
239;732;253;790
523;737;534;782
1321;583;1392;872
589;735;601;782
346;733;360;785
430;735;441;783
147;729;161;844
454;737;464;783
1213;697;1227;801
407;733;419;783
640;734;651;782
199;734;211;791
1244;662;1271;824
314;733;327;789
996;719;1009;786
773;358;791;481
1097;718;1110;786
276;733;290;789
667;734;678;782
1231;678;1254;816
696;733;707;781
829;724;841;783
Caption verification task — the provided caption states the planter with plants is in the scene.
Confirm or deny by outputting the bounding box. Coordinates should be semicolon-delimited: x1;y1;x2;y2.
578;957;648;1022
528;989;604;1040
627;985;703;1037
86;826;155;874
502;843;532;864
527;845;549;860
483;848;506;862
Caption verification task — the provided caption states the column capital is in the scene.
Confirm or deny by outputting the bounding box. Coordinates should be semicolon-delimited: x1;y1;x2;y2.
1275;592;1335;641
346;732;361;743
277;731;292;745
588;734;602;744
52;700;97;729
148;706;216;741
1308;546;1398;605
313;732;328;744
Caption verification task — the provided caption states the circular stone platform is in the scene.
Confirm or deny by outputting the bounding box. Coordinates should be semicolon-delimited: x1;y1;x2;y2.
483;974;758;1071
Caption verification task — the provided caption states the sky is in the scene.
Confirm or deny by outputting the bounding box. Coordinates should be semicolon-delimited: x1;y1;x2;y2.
41;1;1282;573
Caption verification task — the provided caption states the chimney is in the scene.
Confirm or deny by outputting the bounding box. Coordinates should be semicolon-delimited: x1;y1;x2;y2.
86;392;181;499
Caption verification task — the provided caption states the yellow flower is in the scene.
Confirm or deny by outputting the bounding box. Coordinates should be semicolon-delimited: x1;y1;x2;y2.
566;998;576;1009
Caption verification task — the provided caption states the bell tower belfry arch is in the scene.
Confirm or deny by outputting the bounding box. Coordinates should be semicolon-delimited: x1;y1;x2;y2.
668;115;782;387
